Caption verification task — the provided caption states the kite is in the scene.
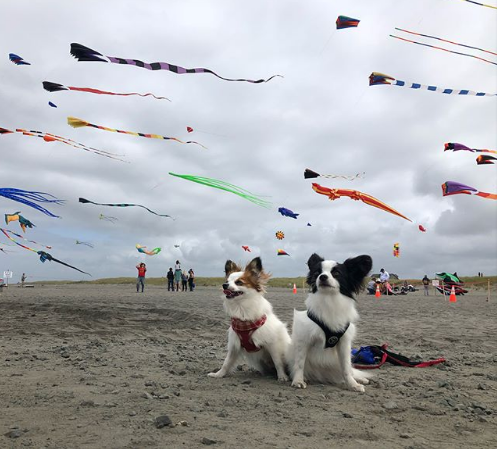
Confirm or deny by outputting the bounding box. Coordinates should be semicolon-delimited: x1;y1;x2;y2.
0;188;63;218
277;249;290;256
43;81;171;101
76;240;94;248
70;43;282;84
419;225;427;232
242;245;251;252
186;127;194;133
169;173;272;208
312;183;412;222
0;228;51;249
79;198;174;218
458;0;496;10
9;53;30;65
5;212;35;233
136;244;161;255
393;243;400;258
476;155;497;165
48;101;57;108
444;142;497;155
0;126;126;162
67;117;207;149
278;207;299;219
441;181;497;200
369;72;496;97
304;168;365;181
336;16;360;29
275;231;285;240
1;228;90;275
307;223;312;227
99;213;118;223
174;244;181;248
390;29;497;66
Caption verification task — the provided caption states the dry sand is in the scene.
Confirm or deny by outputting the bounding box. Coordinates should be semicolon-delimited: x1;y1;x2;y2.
0;284;496;449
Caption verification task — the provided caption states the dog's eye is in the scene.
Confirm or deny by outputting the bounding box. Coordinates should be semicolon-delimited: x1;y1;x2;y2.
332;269;339;276
235;280;244;286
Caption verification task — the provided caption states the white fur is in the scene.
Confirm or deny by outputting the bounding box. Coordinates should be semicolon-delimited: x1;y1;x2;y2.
208;270;291;381
288;260;370;392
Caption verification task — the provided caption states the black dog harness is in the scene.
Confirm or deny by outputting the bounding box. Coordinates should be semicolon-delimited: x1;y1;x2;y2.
307;311;350;348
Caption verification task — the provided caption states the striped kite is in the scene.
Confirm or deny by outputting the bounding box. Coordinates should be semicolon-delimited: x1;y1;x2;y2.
169;173;272;208
67;117;207;149
43;81;170;101
136;244;161;256
0;228;51;249
70;43;282;84
9;53;30;65
444;142;496;155
441;181;497;200
304;168;365;181
336;16;360;29
0;188;63;218
5;212;35;233
312;183;411;222
79;198;173;219
277;249;290;256
369;72;496;97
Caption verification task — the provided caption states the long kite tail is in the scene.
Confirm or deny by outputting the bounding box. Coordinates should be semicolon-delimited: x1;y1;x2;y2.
43;81;171;101
369;72;497;97
0;188;63;218
1;228;52;249
389;34;497;66
37;251;91;276
459;0;497;10
67;116;206;149
79;197;173;219
1;228;39;252
70;43;283;84
168;173;272;208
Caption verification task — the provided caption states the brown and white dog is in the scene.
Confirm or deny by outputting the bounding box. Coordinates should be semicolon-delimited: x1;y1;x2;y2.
208;257;291;381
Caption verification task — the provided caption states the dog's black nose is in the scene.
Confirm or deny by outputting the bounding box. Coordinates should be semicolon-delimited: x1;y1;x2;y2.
222;283;229;290
319;274;328;281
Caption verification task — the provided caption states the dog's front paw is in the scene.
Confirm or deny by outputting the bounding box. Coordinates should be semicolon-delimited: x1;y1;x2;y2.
355;377;369;385
278;374;289;382
348;382;365;393
207;371;224;378
291;379;307;389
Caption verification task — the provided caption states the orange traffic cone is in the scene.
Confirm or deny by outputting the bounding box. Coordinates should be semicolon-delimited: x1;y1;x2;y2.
375;284;381;298
293;283;297;294
449;285;457;303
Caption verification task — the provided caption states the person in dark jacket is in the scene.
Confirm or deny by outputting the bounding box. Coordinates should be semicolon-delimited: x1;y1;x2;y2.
166;268;174;291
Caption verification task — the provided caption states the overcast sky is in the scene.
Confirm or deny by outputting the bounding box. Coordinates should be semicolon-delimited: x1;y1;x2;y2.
1;0;496;283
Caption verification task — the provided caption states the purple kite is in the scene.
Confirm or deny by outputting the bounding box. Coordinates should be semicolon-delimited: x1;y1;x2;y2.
441;181;496;200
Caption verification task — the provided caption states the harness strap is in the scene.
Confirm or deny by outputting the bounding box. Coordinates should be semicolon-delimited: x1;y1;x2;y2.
307;311;349;348
231;315;267;353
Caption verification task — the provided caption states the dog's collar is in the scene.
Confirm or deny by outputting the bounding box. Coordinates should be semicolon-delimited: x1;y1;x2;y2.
231;315;267;352
307;311;349;348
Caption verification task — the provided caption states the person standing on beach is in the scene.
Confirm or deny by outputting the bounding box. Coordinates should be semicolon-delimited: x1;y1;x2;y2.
188;268;195;291
422;275;430;296
166;268;174;291
181;270;188;292
136;263;147;293
174;260;182;292
21;273;26;287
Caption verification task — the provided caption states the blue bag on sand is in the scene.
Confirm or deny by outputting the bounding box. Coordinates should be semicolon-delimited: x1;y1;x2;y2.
351;346;376;365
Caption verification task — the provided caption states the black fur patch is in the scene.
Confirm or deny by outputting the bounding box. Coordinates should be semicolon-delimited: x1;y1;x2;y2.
306;253;325;293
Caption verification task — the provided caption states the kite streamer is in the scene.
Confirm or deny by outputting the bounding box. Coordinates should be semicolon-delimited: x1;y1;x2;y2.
304;168;365;181
136;244;161;256
444;142;497;154
67;117;206;149
9;53;30;65
336;16;360;29
70;43;282;84
476;155;497;165
99;213;118;223
168;173;272;208
389;34;497;66
0;188;63;218
441;181;497;200
5;212;35;233
0;126;126;162
76;240;94;248
369;72;496;97
458;0;497;10
1;228;89;275
79;197;173;219
312;183;412;222
0;228;52;249
43;81;171;101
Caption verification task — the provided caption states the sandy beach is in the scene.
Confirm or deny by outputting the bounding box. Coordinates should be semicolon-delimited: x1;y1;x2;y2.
0;284;495;448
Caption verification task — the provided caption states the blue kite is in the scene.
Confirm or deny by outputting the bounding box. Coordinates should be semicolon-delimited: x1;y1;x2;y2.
278;207;299;219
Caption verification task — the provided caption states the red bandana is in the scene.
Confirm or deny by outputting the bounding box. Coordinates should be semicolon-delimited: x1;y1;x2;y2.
231;315;267;353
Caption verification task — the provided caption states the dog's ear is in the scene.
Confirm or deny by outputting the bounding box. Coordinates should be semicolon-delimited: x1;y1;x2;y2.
343;255;373;293
307;253;324;270
246;257;263;274
225;260;241;277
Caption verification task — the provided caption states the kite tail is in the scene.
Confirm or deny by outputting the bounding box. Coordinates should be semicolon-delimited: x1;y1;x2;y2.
67;116;90;128
0;188;63;218
476;192;497;200
70;43;108;62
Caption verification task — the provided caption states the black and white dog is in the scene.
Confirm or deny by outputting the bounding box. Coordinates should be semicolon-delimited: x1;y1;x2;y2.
289;253;373;392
